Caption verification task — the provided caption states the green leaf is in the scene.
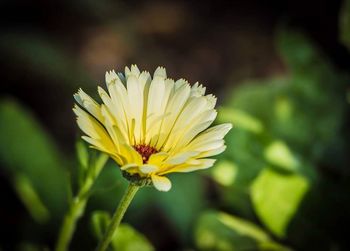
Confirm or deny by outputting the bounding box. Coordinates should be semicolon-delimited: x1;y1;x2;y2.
0;99;68;220
78;152;109;198
274;97;293;122
91;211;154;251
76;140;89;170
217;128;267;218
112;225;154;251
195;211;291;251
91;211;111;240
210;160;238;186
13;173;50;224
277;29;322;72
93;153;109;177
218;212;271;242
218;107;264;134
251;168;309;237
264;140;299;172
224;78;289;129
75;140;90;189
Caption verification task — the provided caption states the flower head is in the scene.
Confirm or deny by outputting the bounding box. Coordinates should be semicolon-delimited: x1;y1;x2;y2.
73;65;232;191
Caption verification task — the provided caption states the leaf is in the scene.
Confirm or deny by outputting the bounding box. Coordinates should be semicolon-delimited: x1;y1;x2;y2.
224;78;289;129
76;140;89;170
274;96;293;122
218;107;264;134
91;211;111;240
91;211;155;251
217;128;267;218
93;153;109;177
13;173;50;224
264;140;299;172
210;160;238;186
0;99;68;220
75;140;90;189
195;211;291;251
251;168;309;238
112;225;154;251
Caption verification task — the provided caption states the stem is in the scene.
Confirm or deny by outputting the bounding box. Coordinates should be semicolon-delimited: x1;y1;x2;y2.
96;183;139;251
55;154;108;251
55;196;87;251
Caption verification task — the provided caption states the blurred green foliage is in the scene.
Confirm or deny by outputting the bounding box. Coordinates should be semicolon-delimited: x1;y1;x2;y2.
214;28;349;250
251;168;309;238
91;211;154;251
195;211;291;251
0;34;91;88
13;174;50;224
0;99;69;221
0;26;349;251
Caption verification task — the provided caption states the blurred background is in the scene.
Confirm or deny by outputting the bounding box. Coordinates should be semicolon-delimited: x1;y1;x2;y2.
1;0;350;250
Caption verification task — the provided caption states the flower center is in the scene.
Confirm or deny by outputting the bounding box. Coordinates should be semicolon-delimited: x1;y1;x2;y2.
134;144;158;163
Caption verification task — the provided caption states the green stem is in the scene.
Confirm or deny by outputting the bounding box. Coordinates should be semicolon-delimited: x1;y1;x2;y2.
55;154;108;251
55;196;87;251
96;183;139;251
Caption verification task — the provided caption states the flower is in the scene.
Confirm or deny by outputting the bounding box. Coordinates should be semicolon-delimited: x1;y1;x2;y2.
73;65;232;191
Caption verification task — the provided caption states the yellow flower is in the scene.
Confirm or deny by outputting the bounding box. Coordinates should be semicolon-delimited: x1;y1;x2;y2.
73;65;232;191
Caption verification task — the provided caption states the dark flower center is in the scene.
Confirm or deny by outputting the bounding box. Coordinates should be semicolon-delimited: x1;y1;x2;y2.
134;144;158;163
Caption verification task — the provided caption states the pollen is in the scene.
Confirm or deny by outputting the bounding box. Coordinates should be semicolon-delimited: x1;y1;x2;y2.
134;144;158;163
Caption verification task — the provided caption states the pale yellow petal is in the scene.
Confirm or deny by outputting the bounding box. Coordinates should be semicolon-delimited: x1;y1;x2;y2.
100;105;124;153
190;82;206;97
155;82;191;148
160;158;216;174
81;136;113;154
189;139;225;152
119;143;143;166
73;105;109;141
163;96;216;152
99;84;130;143
127;75;144;143
151;175;172;191
124;66;131;78
166;151;199;165
197;145;227;158
145;76;166;143
138;71;152;140
205;94;217;109
105;70;118;84
148;152;169;166
120;163;138;170
186;123;232;150
169;110;217;153
130;64;141;76
139;164;159;174
174;78;188;89
74;89;103;122
178;158;216;172
154;66;167;78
